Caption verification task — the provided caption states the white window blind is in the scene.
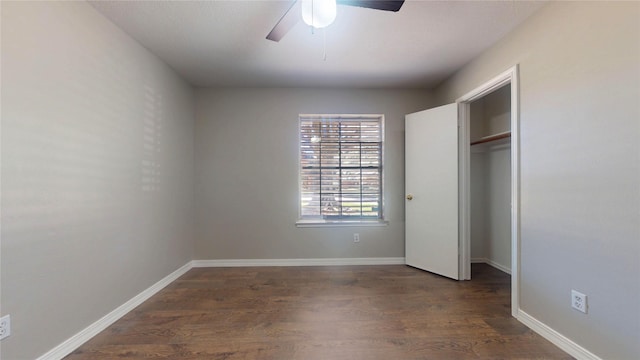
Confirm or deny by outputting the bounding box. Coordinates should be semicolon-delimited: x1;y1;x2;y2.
299;115;383;221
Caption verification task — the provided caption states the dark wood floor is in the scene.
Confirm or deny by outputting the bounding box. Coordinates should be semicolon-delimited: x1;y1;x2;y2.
66;264;572;359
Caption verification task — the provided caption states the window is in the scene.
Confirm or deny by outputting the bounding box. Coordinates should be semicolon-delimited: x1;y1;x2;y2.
298;114;384;225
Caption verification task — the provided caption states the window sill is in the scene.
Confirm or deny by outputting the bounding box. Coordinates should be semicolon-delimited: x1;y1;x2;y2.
295;219;389;228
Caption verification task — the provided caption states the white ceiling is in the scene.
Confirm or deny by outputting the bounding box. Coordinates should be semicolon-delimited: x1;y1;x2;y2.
89;0;545;89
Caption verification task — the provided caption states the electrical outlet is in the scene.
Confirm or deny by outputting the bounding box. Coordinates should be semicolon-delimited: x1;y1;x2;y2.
571;290;587;314
0;315;11;340
353;233;360;243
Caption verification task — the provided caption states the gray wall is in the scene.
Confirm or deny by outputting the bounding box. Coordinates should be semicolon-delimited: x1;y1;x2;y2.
1;2;195;359
435;2;640;359
195;88;432;260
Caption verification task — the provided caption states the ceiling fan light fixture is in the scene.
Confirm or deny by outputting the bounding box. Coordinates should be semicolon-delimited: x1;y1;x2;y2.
301;0;337;29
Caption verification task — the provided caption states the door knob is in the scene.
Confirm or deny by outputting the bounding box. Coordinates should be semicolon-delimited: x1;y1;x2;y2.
406;194;413;200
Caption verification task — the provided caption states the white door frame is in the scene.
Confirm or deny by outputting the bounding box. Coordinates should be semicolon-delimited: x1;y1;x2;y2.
457;65;520;318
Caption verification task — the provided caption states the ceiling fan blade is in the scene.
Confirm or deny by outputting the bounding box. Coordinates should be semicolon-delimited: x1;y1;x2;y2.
337;0;405;12
266;0;301;42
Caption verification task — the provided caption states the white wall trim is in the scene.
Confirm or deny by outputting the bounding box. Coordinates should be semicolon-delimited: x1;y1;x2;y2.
34;257;597;360
470;257;511;275
192;257;406;267
36;262;193;360
517;310;602;360
35;257;406;359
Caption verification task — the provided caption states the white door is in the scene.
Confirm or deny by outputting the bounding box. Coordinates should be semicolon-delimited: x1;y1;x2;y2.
405;103;459;280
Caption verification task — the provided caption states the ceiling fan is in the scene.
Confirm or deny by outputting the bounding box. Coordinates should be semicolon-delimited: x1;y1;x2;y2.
266;0;405;42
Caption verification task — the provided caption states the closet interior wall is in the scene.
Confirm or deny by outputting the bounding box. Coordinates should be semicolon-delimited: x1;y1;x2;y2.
470;85;512;273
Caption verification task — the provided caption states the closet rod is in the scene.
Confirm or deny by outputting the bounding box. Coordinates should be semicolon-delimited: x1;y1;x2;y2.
470;131;511;146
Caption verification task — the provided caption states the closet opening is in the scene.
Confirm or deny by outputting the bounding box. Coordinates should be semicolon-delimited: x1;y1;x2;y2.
469;84;512;277
457;65;519;317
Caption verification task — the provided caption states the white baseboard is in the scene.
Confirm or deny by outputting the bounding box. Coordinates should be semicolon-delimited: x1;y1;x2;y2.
517;310;602;360
34;257;600;360
37;257;405;359
192;257;406;267
470;257;511;274
36;262;192;360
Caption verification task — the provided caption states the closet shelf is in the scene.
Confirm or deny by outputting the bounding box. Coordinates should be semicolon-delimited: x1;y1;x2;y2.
470;131;511;146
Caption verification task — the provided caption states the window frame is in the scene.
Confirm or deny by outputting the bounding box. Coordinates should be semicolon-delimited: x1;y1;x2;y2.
296;114;388;227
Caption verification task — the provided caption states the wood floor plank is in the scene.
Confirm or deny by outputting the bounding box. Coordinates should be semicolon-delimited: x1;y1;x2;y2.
65;264;572;359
